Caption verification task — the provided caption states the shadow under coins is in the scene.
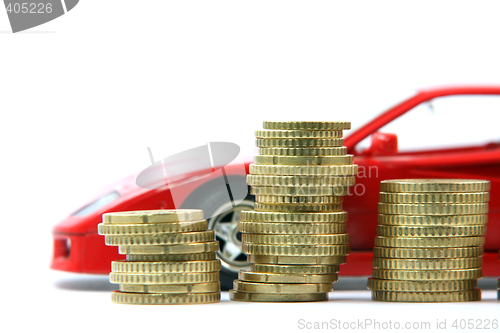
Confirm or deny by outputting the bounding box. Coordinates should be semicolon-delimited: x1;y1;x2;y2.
55;275;115;292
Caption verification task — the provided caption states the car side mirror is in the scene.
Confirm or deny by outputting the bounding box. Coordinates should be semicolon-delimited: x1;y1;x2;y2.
362;132;398;156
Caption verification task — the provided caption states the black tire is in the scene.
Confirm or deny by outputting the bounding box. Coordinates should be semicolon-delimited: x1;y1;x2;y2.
181;176;254;290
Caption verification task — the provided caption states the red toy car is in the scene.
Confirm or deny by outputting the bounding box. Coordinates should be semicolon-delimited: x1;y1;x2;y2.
51;85;500;290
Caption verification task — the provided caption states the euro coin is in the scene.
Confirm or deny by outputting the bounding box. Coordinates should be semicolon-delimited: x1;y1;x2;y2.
242;233;350;246
255;130;343;139
378;203;488;215
102;209;204;224
372;268;482;280
238;270;338;284
372;258;483;270
262;121;351;131
252;264;338;275
371;289;481;302
376;225;487;237
97;220;208;235
247;174;356;187
377;214;487;226
248;254;347;265
373;246;483;258
374;236;485;248
251;186;349;196
105;231;215;246
238;221;346;235
379;192;490;204
229;290;328;302
112;290;220;304
111;260;221;273
256;138;344;147
254;155;353;166
240;210;348;223
367;278;477;292
242;243;350;256
249;164;358;176
109;271;220;284
254;202;342;213
126;253;217;262
118;241;219;255
380;179;490;193
255;195;343;204
233;280;332;293
258;147;347;156
119;282;221;293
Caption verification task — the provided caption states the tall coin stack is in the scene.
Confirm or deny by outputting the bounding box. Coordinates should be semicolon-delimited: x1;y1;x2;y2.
369;179;490;302
230;121;358;302
97;209;221;304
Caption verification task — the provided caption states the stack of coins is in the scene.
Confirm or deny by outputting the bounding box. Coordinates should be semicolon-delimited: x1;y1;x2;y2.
369;179;490;302
97;209;221;305
230;121;358;302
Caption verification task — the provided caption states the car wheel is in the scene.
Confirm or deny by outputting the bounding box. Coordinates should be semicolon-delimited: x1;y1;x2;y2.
180;178;254;290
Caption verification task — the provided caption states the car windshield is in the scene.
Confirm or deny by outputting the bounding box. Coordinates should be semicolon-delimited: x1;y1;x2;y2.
72;191;121;216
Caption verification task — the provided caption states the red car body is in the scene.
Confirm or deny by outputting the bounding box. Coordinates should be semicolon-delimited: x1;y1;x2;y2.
51;85;500;277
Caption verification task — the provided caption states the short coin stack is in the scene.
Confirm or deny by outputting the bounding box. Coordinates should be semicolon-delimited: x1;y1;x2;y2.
230;121;358;302
369;179;490;302
97;209;221;304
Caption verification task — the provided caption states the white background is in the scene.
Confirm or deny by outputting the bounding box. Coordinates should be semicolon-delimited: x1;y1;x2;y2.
1;1;499;333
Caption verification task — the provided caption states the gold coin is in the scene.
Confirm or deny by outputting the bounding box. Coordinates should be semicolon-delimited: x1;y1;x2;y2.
242;243;350;256
256;138;344;148
254;203;343;212
238;270;338;284
255;195;343;204
111;260;221;273
379;192;490;204
374;236;485;248
258;147;347;156
126;253;216;262
103;209;204;224
255;130;343;139
378;203;488;215
119;282;220;293
242;233;350;245
380;179;490;193
112;291;220;304
254;155;353;165
262;121;351;131
372;268;482;280
367;278;478;292
118;241;219;255
376;225;487;237
252;264;338;275
372;258;483;270
238;221;346;235
373;246;483;258
109;272;220;284
97;220;208;235
233;280;332;294
371;289;481;302
249;164;358;176
241;210;348;223
105;231;215;246
377;214;488;226
251;186;349;196
229;290;328;302
248;254;347;265
247;174;356;187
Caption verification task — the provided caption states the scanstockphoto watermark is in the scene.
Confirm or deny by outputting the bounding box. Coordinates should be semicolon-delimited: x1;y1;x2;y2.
297;318;499;332
297;318;499;330
251;164;379;197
